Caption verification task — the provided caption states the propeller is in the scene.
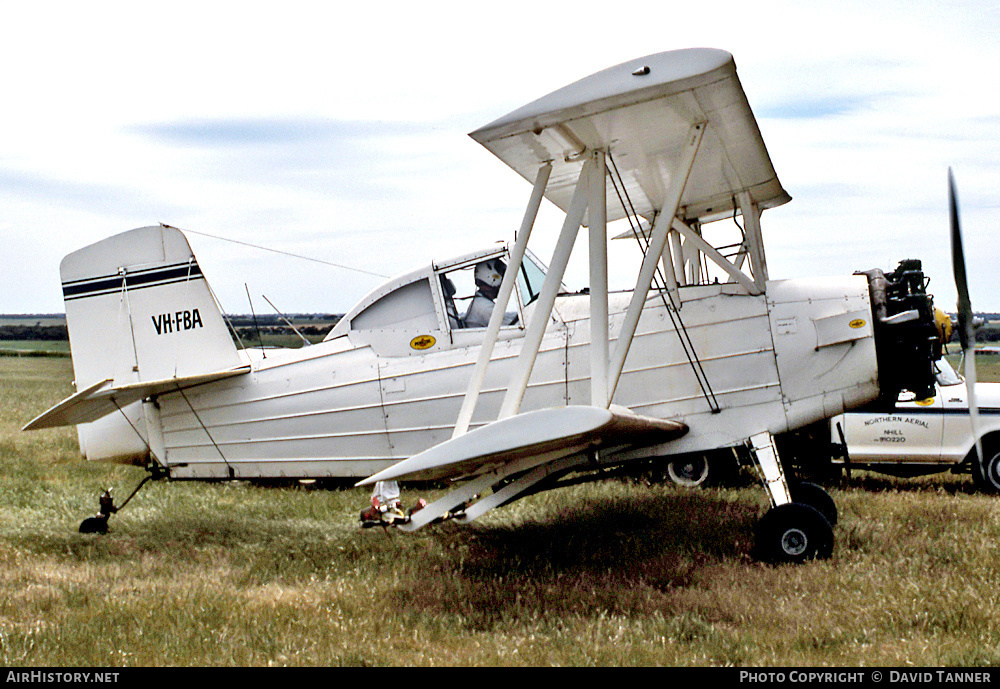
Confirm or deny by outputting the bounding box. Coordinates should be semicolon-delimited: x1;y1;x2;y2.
949;168;983;465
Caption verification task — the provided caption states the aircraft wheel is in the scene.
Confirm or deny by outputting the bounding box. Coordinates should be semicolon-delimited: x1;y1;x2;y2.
755;503;833;565
665;455;710;488
79;515;109;534
973;446;1000;494
789;480;838;526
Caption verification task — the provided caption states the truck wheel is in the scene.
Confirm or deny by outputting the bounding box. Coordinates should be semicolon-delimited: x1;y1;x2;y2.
754;503;833;564
666;455;710;487
973;446;1000;493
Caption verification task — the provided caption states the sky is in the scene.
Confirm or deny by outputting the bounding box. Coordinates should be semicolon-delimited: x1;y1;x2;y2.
1;0;998;316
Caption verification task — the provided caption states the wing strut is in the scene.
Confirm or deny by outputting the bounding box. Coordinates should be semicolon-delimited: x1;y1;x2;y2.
498;156;596;419
589;150;610;409
736;191;769;288
397;451;591;531
605;133;722;414
452;162;552;438
491;149;615;415
607;123;704;399
458;123;710;423
670;217;758;293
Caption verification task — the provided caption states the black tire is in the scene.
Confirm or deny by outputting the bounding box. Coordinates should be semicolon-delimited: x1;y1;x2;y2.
79;515;109;534
665;455;711;488
789;480;838;526
973;446;1000;494
754;503;834;564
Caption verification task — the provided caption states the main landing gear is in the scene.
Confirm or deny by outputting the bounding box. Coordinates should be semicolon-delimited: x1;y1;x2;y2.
755;502;834;564
749;432;836;564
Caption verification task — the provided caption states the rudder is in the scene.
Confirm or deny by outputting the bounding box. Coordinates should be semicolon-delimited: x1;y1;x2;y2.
61;225;242;391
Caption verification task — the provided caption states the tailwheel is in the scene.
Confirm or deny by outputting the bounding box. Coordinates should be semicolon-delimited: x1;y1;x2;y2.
79;514;110;534
79;489;115;534
78;475;154;534
755;503;833;565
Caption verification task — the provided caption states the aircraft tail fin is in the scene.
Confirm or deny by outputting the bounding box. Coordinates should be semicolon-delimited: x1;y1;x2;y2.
59;225;244;394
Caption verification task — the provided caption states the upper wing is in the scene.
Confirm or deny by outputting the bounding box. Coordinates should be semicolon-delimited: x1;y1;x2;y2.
22;365;250;431
469;48;789;225
357;405;688;485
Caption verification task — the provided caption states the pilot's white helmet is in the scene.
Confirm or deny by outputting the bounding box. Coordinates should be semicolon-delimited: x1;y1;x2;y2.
474;258;505;290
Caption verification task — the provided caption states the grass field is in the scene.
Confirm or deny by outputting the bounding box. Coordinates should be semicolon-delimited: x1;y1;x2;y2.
2;357;999;667
0;341;70;357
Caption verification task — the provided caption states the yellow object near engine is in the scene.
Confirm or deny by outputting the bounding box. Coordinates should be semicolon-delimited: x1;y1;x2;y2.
934;308;954;346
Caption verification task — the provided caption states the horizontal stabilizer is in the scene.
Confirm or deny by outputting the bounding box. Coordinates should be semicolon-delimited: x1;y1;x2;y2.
357;405;687;485
23;365;250;431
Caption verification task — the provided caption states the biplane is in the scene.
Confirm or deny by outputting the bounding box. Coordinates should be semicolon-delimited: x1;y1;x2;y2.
25;48;953;563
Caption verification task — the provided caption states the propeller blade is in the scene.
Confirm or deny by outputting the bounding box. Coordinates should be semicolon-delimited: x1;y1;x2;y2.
950;168;973;351
949;168;982;464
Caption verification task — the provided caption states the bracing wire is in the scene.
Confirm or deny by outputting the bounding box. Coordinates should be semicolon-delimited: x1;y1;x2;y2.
111;397;156;461
177;386;236;479
606;152;720;413
161;224;390;279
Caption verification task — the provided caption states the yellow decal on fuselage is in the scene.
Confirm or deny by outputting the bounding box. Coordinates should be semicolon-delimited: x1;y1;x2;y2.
849;318;866;329
410;335;436;350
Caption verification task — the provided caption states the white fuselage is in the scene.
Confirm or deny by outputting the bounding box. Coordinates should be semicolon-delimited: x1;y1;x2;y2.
81;273;880;480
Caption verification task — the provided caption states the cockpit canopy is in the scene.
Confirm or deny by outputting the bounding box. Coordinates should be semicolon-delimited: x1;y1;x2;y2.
325;245;548;355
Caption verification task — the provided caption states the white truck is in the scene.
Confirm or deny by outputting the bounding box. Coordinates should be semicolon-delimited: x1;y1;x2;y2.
827;357;1000;492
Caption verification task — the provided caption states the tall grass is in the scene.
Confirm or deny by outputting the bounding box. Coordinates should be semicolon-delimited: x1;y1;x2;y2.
1;358;999;666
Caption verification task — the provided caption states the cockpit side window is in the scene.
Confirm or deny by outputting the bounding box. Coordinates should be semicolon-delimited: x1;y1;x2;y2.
440;275;462;329
350;278;437;332
438;256;519;331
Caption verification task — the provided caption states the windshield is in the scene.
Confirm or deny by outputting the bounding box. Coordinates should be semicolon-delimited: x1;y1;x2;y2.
934;358;964;387
517;251;548;306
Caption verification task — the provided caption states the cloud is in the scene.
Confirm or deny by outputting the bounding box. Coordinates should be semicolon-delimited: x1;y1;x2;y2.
758;93;895;120
130;118;440;148
1;1;998;314
121;117;476;200
0;166;197;221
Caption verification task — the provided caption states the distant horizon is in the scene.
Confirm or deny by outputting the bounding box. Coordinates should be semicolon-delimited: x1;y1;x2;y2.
0;312;344;318
4;309;1000;319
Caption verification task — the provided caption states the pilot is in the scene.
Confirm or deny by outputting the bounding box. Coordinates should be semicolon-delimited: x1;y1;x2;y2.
463;258;506;328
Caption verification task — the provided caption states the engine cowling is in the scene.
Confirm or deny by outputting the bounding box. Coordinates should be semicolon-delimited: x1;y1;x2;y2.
859;259;941;406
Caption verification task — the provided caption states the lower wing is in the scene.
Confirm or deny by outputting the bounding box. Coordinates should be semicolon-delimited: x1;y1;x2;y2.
357;404;688;486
